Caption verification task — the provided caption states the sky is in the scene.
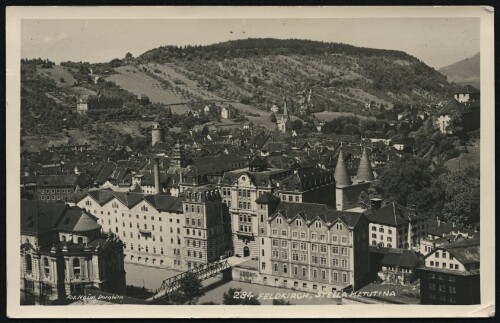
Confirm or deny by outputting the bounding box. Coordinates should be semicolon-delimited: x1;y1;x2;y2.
21;18;479;69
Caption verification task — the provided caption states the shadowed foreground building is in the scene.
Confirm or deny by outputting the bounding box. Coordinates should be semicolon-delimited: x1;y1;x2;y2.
20;200;126;305
419;238;480;304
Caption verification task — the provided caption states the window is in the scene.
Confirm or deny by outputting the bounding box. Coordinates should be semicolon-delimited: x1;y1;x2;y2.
283;264;288;273
300;242;306;251
281;230;287;237
429;283;435;291
449;276;456;282
332;235;338;243
292;231;298;238
430;261;434;266
341;247;348;256
272;250;279;258
73;258;81;277
333;271;338;281
292;253;299;261
320;234;326;241
379;227;384;233
25;254;32;274
449;286;456;294
311;244;318;252
282;251;288;260
302;268;307;277
320;244;327;253
435;252;440;258
274;264;278;272
294;267;298;275
332;258;339;267
341;237;347;244
300;232;306;239
342;273;347;283
272;239;279;247
321;270;326;280
332;246;339;254
43;257;50;276
311;233;317;240
292;242;298;249
281;240;288;248
262;262;266;270
272;229;278;236
341;259;347;268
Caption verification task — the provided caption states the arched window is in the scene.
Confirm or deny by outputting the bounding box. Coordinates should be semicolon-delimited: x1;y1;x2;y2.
25;254;32;274
62;235;66;242
197;219;201;227
73;258;81;277
77;237;83;244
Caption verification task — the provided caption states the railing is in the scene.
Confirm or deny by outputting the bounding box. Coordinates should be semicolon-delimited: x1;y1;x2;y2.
147;260;231;301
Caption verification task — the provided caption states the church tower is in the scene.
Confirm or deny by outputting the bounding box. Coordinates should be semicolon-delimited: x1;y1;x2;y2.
277;100;290;133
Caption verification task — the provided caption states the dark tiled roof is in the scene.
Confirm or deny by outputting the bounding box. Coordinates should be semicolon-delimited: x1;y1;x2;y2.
255;192;280;204
379;248;421;268
270;201;364;229
36;174;80;187
440;237;480;265
21;200;68;236
425;219;464;237
57;208;101;233
438;99;472;115
366;202;423;226
143;194;183;213
279;167;335;192
456;85;479;95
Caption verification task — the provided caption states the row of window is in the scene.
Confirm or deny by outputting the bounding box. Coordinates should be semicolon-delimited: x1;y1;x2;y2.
40;195;65;200
428;273;456;281
91;208;181;224
39;188;72;194
187;250;204;258
429;261;460;270
428;283;456;294
281;195;300;202
371;234;393;242
427;293;456;303
124;235;181;246
271;229;348;244
268;263;349;283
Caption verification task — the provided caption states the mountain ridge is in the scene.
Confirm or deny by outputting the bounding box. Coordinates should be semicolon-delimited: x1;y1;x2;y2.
438;52;479;88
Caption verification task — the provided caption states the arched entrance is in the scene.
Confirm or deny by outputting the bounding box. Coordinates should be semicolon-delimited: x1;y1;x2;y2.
243;246;250;257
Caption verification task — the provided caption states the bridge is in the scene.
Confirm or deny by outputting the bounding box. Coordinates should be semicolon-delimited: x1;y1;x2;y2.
147;260;232;302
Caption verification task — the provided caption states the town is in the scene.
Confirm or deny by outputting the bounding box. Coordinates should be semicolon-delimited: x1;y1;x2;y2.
19;38;480;306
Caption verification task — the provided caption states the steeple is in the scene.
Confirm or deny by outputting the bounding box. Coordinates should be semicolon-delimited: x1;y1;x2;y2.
356;147;374;182
334;149;352;186
283;100;288;117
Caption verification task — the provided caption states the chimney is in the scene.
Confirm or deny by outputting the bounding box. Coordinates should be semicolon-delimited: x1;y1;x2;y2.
370;198;382;210
436;216;441;227
153;157;160;194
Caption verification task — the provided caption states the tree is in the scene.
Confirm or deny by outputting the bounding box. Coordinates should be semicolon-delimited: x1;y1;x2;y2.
291;119;303;131
172;272;205;305
223;288;261;305
269;113;277;123
438;167;480;225
125;52;134;59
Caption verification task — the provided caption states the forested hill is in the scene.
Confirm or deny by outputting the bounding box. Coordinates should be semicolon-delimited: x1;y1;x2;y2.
134;38;455;112
140;38;418;61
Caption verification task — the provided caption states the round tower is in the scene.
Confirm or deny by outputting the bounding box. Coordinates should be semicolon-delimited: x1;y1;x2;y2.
151;119;163;147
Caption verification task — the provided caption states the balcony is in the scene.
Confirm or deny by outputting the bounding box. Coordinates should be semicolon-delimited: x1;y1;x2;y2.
139;228;152;236
236;231;254;237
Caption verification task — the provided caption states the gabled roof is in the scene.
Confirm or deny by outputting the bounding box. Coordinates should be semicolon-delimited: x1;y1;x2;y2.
439;237;480;265
279;167;335;192
366;202;423;226
269;201;364;229
36;174;80;187
372;247;421;268
143;194;183;213
426;219;464;237
438;99;472;116
455;85;479;95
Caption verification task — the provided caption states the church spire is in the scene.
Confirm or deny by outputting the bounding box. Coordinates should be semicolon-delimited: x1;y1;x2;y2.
283;100;288;117
334;149;352;186
356;147;374;182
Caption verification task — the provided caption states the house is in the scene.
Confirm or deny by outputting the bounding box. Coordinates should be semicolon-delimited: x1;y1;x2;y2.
369;247;422;285
366;202;427;250
137;94;150;105
243;121;254;130
453;85;480;104
35;174;80;202
419;238;480;305
436;95;480;134
20;200;126;305
221;107;231;119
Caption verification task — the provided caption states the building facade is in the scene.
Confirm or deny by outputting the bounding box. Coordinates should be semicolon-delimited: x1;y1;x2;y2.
366;202;427;250
419;238;480;305
20;200;126;305
35;174;80;202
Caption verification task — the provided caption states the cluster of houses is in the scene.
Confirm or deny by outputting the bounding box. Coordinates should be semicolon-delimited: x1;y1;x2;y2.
20;84;481;305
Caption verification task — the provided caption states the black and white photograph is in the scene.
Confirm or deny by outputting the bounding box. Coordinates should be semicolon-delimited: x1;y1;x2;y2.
6;6;495;318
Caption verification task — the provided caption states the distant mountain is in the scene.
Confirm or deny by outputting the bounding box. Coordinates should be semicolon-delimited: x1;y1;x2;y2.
439;52;479;88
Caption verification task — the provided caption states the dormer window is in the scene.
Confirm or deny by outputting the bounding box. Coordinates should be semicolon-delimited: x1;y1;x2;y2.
141;205;148;212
